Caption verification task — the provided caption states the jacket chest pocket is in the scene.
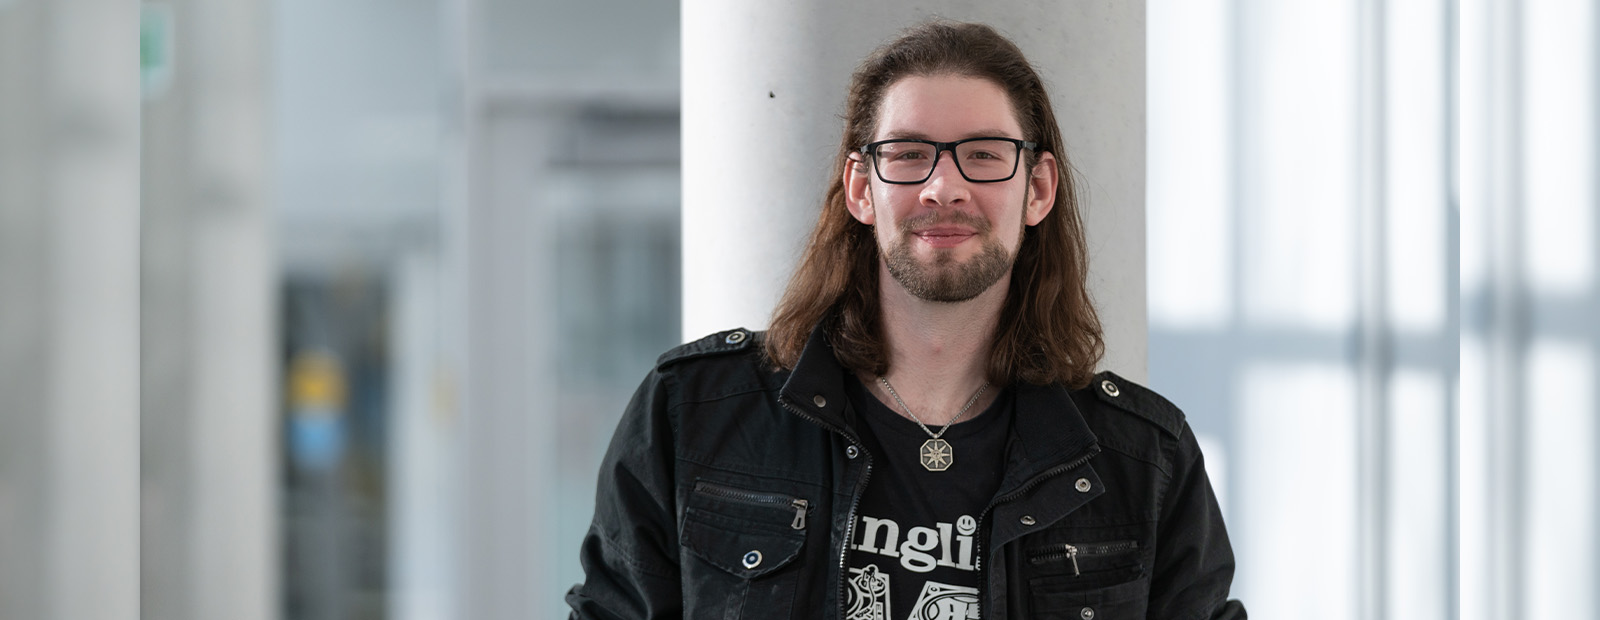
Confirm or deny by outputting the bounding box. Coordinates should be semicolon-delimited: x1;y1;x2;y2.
679;479;812;618
1029;540;1140;583
1028;576;1150;620
1023;535;1149;619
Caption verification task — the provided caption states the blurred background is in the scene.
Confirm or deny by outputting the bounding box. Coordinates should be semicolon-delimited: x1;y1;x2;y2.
1;0;1593;619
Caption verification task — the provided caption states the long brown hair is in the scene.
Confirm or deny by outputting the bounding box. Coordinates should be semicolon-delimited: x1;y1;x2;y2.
764;21;1103;388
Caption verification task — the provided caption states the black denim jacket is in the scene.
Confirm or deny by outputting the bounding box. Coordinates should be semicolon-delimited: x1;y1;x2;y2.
567;326;1247;619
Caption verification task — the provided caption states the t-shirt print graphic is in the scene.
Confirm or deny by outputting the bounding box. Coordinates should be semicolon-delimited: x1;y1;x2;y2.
909;581;980;620
846;564;891;620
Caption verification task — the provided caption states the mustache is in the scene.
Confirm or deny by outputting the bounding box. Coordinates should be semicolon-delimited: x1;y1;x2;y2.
895;211;993;234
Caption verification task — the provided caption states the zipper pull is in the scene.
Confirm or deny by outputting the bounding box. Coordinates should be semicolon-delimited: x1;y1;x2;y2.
1065;544;1080;576
791;499;808;530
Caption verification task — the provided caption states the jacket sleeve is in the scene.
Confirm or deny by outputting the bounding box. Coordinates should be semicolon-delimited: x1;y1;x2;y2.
1148;424;1248;620
566;369;682;619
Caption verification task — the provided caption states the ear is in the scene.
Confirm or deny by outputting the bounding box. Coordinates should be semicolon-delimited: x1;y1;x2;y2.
1024;151;1058;226
844;152;876;225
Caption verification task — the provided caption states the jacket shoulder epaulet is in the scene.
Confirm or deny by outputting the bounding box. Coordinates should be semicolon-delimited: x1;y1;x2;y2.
655;328;759;370
1088;370;1186;439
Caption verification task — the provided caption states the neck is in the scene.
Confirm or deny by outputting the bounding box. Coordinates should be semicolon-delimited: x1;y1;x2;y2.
865;262;1008;425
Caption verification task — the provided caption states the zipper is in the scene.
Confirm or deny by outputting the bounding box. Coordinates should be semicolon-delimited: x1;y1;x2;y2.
692;480;810;530
777;395;872;620
973;444;1102;614
1028;540;1139;575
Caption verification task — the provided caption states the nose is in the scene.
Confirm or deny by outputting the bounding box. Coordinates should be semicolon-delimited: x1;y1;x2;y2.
919;149;970;205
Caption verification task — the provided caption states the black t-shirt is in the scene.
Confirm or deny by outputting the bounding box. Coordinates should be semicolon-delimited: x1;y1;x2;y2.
843;374;1012;620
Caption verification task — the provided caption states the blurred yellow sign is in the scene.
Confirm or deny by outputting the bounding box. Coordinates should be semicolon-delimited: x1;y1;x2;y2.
287;350;347;412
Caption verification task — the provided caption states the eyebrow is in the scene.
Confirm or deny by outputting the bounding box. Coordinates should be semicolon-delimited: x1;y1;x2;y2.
878;129;1019;141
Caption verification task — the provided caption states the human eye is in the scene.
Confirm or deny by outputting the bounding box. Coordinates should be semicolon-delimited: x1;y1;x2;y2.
880;143;930;161
961;140;1011;161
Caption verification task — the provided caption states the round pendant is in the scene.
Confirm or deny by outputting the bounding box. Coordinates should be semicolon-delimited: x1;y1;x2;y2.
920;438;953;471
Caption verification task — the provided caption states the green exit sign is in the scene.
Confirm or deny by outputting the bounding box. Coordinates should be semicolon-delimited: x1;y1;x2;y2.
141;4;173;99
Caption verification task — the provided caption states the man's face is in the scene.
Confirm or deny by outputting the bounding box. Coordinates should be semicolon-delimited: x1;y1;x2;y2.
845;74;1057;303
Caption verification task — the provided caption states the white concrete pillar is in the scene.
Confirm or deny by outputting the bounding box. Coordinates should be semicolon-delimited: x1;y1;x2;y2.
682;1;1149;379
190;3;277;619
0;1;140;619
139;0;277;619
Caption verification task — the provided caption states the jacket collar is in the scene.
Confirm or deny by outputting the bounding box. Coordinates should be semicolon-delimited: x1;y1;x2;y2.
777;321;1099;482
777;322;858;436
1003;382;1099;486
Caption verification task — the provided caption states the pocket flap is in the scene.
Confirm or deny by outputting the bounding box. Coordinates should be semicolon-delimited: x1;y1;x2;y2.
681;507;805;579
1030;576;1150;618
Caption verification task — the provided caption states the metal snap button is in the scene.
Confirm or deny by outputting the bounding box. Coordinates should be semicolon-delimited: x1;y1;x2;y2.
1100;379;1120;397
846;445;859;459
1020;515;1036;526
1075;478;1092;493
813;394;827;408
724;330;747;344
1080;606;1095;620
741;550;762;569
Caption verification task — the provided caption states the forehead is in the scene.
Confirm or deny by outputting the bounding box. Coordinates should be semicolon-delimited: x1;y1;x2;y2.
873;74;1022;141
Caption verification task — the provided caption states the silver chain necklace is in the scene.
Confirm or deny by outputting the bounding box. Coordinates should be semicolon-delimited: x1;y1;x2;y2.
877;376;989;472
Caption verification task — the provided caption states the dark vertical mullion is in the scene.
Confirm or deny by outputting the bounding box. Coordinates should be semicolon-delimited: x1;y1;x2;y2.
1442;2;1463;620
1485;0;1527;617
1356;0;1392;618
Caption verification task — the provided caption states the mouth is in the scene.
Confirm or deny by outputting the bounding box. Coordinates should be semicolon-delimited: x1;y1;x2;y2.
912;227;978;248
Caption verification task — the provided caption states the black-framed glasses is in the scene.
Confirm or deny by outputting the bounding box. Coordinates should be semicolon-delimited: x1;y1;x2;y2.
858;137;1037;184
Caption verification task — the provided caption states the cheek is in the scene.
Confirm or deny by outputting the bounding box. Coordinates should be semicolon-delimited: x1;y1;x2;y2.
873;215;899;245
999;193;1031;241
869;190;910;229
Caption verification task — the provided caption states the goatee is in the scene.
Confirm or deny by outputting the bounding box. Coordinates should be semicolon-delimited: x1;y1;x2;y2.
881;211;1018;303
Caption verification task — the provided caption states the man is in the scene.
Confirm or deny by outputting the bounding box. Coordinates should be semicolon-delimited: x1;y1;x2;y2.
568;22;1246;619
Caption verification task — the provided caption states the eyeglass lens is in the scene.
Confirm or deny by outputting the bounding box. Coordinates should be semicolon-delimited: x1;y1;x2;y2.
873;139;1020;183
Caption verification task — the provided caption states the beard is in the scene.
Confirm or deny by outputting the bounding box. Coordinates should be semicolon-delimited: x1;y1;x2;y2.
881;209;1020;303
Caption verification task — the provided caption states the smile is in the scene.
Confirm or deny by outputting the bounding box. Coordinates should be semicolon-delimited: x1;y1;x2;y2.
913;227;978;248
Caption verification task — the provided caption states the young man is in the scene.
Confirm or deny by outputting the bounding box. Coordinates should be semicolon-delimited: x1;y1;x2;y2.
568;22;1246;619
